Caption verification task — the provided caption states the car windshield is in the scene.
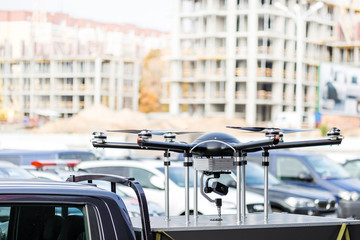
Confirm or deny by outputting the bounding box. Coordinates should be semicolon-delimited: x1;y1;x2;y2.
246;163;280;186
305;155;350;179
0;167;34;179
157;167;194;187
157;164;280;188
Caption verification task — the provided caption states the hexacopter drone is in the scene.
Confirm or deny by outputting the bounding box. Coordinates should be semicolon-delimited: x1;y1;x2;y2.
91;126;343;223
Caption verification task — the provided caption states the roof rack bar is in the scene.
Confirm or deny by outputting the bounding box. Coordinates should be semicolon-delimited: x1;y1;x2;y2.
67;174;152;240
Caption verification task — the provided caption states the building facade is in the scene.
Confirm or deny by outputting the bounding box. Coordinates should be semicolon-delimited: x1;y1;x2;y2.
163;0;360;126
0;10;166;119
1;57;139;118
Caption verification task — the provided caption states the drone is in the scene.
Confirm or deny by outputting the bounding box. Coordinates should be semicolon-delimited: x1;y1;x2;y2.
92;126;343;223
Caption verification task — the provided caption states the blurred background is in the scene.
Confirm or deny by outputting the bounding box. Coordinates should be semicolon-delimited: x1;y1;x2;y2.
0;0;360;160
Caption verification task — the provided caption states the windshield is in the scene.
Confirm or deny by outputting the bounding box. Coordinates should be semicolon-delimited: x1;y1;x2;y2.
157;167;194;187
158;163;280;188
0;167;34;179
245;163;280;185
305;155;350;179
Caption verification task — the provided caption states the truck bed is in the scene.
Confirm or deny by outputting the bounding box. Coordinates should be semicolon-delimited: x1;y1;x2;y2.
132;213;360;240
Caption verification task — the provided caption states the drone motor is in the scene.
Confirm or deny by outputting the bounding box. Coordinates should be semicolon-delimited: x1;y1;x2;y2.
92;132;107;144
137;130;152;141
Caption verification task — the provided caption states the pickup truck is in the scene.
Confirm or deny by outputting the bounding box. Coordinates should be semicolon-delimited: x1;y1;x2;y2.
1;173;360;240
0;174;151;240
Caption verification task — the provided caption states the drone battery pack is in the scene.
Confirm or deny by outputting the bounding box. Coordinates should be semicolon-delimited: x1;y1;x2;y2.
193;157;235;171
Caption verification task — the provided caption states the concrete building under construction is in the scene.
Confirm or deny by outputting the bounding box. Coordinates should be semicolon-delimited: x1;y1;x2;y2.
0;10;167;120
162;0;360;127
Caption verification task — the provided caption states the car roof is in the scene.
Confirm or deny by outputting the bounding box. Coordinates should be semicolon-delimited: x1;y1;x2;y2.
0;179;119;199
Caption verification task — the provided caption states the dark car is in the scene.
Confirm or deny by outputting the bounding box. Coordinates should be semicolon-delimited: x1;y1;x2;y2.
343;159;360;179
0;179;137;240
247;150;360;219
244;162;337;216
225;162;337;216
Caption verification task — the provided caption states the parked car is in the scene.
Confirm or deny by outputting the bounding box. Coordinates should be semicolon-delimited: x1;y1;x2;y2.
247;150;360;219
86;180;164;218
226;162;337;216
343;159;360;179
26;161;164;218
76;160;265;216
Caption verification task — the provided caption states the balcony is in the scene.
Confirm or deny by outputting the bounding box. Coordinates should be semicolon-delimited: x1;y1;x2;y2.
257;90;272;100
236;47;248;55
258;46;273;55
214;91;225;99
235;68;247;77
235;91;246;99
257;68;273;77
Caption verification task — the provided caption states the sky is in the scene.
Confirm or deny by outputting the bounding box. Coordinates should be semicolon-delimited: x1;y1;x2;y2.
1;0;174;31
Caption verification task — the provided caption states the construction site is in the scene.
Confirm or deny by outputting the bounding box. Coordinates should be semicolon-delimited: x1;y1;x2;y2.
1;0;360;131
0;8;168;126
163;0;360;129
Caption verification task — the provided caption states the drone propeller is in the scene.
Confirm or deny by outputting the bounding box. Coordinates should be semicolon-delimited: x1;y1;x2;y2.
107;129;202;142
107;129;200;135
226;126;313;134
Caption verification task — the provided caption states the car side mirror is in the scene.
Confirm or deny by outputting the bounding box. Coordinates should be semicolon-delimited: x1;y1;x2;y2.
298;172;313;182
150;176;165;190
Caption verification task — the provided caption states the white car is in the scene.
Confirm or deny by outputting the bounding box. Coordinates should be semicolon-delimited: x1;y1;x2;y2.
76;160;264;216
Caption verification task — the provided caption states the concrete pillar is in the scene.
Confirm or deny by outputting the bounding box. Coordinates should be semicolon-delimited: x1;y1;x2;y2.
109;60;116;110
225;0;237;119
94;58;102;105
133;61;140;111
117;61;124;110
246;0;258;125
170;0;181;115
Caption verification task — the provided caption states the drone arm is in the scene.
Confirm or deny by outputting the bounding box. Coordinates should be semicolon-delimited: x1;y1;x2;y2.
245;137;342;152
92;141;145;150
233;138;279;151
267;138;342;150
137;140;192;153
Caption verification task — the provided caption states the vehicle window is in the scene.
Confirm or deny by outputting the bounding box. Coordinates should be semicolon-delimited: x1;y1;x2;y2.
0;167;34;179
83;166;128;176
0;207;10;239
0;156;20;165
0;204;90;240
58;153;78;160
59;152;97;161
276;156;311;181
22;153;55;165
344;160;360;179
245;163;280;185
84;166;158;189
305;155;350;179
128;167;157;189
157;166;194;187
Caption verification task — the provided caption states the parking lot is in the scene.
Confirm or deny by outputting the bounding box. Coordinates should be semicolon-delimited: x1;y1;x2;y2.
0;132;360;220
